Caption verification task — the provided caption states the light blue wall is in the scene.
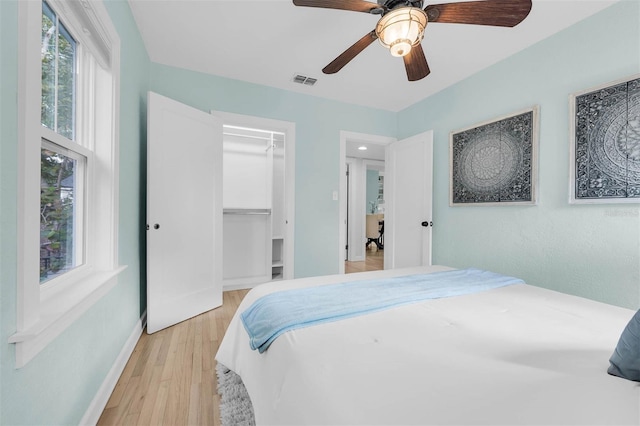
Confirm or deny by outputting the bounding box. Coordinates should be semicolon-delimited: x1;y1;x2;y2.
366;169;380;213
1;1;639;424
148;65;397;278
0;1;149;424
398;1;640;309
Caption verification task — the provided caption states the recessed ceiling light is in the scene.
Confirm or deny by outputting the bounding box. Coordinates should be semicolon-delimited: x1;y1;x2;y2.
358;146;367;150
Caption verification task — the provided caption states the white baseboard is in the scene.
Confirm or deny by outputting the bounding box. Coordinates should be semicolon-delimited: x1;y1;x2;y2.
80;311;147;426
222;282;261;292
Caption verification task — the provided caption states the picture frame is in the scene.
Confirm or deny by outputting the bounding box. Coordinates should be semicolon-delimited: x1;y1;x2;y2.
569;74;640;204
450;106;539;206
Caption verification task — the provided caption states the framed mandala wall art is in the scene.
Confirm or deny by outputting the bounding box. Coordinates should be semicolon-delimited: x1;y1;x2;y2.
450;107;539;206
570;74;640;203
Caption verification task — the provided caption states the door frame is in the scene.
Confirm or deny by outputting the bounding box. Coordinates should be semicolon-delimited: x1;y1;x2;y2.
339;131;395;273
212;111;296;281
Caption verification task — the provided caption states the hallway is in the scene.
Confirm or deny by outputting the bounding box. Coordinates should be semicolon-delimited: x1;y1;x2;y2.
345;249;383;274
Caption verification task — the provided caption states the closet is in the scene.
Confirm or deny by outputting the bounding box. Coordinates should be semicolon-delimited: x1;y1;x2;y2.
222;125;286;287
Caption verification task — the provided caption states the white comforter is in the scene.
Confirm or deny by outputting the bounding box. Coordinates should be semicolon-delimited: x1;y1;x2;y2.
215;266;640;425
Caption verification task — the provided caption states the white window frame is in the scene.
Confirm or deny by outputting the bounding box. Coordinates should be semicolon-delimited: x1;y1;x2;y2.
10;0;125;368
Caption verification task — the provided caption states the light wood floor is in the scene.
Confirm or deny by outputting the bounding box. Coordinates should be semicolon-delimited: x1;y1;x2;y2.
345;248;384;274
98;289;250;426
98;257;383;426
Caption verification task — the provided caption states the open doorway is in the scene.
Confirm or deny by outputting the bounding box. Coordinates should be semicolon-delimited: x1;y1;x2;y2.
339;131;395;274
212;111;296;289
346;160;385;274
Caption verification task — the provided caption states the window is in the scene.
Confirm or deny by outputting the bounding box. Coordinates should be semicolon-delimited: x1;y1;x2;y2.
40;142;86;283
39;2;85;284
11;0;124;367
41;1;76;139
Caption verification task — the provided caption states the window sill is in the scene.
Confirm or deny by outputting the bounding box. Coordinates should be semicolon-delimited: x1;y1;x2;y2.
8;265;127;368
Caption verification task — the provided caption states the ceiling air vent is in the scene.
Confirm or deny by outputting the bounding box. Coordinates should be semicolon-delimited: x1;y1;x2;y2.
292;74;317;86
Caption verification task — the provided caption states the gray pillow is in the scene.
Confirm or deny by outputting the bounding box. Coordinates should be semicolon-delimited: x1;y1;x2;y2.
608;309;640;382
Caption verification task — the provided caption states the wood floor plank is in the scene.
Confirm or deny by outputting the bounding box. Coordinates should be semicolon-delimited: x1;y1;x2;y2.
174;319;195;424
135;364;163;425
202;312;213;373
154;326;173;367
131;332;153;378
104;375;141;425
148;379;170;426
187;382;201;425
160;322;181;382
201;372;216;426
345;249;384;274
131;336;164;415
192;315;203;386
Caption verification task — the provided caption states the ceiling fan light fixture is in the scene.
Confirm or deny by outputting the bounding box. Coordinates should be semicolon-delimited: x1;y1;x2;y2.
389;40;412;57
375;7;427;58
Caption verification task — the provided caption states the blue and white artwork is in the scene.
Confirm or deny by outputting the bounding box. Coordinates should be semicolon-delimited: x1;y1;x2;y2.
450;108;538;205
572;75;640;202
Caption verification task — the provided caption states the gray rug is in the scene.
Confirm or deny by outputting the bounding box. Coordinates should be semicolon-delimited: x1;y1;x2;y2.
216;362;256;426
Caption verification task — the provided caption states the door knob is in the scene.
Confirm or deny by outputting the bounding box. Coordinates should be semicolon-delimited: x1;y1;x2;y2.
154;224;160;229
421;221;433;227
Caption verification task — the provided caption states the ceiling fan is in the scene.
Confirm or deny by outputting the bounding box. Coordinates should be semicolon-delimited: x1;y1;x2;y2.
292;0;533;81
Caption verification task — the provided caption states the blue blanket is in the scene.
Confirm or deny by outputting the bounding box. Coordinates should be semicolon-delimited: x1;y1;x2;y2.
241;268;524;353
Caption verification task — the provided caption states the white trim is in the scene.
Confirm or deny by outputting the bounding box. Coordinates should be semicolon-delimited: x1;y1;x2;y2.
41;126;93;158
350;159;366;262
339;131;396;273
12;0;123;368
46;0;113;69
345;158;363;262
17;0;43;334
569;73;640;204
211;111;296;280
9;266;127;367
79;310;147;426
222;282;264;292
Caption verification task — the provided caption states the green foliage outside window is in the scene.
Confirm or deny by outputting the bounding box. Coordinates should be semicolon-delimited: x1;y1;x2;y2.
41;1;75;139
40;150;76;282
40;1;78;283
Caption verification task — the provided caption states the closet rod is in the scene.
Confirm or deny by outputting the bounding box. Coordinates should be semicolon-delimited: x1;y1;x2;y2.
223;208;271;215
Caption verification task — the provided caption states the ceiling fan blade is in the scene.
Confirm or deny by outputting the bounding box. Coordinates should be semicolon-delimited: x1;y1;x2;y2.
323;30;378;74
425;0;532;27
403;44;430;82
293;0;381;13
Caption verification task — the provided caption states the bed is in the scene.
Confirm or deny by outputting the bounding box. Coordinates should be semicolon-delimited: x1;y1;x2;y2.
215;265;640;425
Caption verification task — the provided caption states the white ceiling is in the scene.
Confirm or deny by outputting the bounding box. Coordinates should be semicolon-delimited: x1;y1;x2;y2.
346;140;387;161
128;0;618;112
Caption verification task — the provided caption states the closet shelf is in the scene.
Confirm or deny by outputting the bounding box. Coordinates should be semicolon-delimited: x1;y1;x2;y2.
223;208;271;215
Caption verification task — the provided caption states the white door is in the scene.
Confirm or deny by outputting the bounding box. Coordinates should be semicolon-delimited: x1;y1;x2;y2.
146;92;223;334
384;131;434;269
